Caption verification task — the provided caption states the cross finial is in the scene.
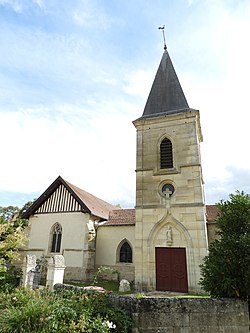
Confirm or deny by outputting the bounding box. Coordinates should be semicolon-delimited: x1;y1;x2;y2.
158;25;167;51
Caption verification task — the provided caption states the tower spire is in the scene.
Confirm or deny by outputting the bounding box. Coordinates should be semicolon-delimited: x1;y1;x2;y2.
141;50;189;118
158;25;167;51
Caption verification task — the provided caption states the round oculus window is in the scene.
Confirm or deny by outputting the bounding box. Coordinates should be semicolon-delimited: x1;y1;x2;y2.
161;183;175;196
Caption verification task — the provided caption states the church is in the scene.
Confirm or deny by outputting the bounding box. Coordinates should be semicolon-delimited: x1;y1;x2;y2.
22;48;218;294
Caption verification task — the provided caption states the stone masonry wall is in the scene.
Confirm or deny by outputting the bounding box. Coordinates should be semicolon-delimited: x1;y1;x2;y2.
109;295;249;333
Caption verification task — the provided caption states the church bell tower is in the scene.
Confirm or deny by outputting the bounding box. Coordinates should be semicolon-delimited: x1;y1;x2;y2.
133;49;208;293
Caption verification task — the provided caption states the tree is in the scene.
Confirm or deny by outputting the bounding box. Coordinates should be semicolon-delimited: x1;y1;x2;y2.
200;191;250;299
0;205;30;273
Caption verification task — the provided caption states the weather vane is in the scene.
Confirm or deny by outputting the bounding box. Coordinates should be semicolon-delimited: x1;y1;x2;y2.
158;25;167;51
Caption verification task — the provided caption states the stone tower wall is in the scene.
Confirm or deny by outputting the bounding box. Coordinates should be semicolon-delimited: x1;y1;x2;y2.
134;110;208;293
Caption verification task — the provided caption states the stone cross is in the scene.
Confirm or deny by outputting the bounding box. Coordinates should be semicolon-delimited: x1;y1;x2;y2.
163;187;172;199
163;188;172;213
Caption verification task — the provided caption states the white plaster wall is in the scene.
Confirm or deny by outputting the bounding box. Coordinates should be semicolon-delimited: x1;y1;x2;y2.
27;212;89;268
96;225;135;265
95;225;135;281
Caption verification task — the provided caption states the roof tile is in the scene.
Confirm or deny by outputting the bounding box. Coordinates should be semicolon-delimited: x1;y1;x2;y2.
102;209;135;226
101;205;219;226
65;180;119;220
206;205;219;222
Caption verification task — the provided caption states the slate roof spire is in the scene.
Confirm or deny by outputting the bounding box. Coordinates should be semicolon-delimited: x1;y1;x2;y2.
142;50;189;118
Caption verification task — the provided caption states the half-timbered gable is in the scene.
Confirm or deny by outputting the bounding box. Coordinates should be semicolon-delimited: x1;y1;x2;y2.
34;184;83;214
23;176;115;220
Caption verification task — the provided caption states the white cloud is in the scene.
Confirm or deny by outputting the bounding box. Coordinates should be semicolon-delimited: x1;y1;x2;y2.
32;0;43;9
0;0;22;12
205;166;250;203
0;0;44;12
186;0;194;6
123;69;154;98
72;1;113;30
0;97;137;207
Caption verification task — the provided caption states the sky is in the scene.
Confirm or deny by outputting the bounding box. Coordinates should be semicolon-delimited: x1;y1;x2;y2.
1;0;250;209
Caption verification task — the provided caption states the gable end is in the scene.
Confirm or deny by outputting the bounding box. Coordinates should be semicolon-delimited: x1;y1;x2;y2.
35;183;85;214
22;176;90;218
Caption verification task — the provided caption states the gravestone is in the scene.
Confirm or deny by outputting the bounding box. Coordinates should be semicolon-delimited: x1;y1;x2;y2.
27;265;40;289
119;279;131;292
22;254;36;288
46;255;66;289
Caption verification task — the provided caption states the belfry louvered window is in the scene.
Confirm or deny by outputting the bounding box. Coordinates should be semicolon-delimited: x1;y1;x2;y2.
51;223;62;253
160;138;173;169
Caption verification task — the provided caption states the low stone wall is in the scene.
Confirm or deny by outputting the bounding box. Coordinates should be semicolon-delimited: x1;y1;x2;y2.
109;295;250;333
64;266;87;281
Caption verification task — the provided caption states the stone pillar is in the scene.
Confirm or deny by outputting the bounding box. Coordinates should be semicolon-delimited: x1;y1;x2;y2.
22;254;36;288
46;255;66;290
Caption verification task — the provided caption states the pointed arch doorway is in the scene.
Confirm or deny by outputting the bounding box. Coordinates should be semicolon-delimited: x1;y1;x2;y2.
155;247;188;293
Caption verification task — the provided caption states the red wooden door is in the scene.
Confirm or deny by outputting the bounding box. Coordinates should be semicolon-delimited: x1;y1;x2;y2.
155;247;188;292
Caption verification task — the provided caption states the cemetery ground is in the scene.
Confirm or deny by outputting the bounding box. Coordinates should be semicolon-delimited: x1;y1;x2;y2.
0;269;249;332
0;274;133;333
0;268;210;333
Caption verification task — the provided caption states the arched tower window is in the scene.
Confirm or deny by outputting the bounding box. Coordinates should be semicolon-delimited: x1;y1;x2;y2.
50;223;62;253
119;241;132;263
160;138;173;169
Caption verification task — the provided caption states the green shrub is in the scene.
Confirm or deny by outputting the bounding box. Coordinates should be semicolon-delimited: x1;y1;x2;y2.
0;288;132;333
0;267;22;292
92;266;121;286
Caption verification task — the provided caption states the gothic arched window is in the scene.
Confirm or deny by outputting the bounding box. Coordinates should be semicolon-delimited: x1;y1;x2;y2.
50;223;62;253
119;241;132;263
160;138;173;169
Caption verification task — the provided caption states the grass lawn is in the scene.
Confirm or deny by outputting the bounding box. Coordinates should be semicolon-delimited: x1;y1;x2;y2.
66;280;210;298
176;294;210;298
65;279;135;294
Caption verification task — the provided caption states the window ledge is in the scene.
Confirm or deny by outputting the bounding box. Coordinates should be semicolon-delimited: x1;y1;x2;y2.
154;167;179;175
